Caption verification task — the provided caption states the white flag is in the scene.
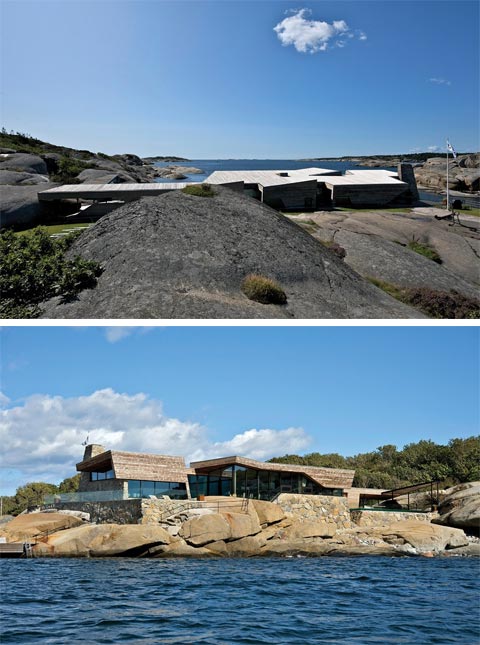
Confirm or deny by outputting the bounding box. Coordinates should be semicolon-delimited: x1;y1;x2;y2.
447;140;457;158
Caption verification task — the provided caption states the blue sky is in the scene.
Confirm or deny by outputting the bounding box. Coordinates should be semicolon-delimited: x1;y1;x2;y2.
1;326;478;494
2;0;478;157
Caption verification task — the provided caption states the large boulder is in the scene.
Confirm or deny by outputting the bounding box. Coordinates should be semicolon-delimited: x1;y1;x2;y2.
251;499;285;525
435;482;480;533
0;153;48;175
375;519;468;553
276;519;337;540
33;523;171;557
0;184;52;228
220;511;261;539
179;513;232;546
0;170;49;186
1;512;83;541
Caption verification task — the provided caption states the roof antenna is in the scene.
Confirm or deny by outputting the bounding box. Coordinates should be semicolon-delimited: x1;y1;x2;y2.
81;434;90;446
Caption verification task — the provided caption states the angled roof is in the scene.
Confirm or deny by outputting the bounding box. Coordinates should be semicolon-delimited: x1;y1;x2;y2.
190;455;355;489
77;450;189;483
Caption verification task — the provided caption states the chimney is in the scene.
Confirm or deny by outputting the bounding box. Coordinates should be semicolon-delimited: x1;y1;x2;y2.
82;444;106;461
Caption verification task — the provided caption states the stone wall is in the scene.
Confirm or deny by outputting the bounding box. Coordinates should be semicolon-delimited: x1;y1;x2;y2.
275;494;352;530
55;499;142;524
141;499;191;525
350;509;438;528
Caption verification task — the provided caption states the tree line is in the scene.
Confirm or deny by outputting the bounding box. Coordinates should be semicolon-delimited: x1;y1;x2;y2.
1;475;81;517
268;436;480;489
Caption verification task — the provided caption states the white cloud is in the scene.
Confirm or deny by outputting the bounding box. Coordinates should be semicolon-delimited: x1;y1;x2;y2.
0;389;311;486
429;77;451;86
358;31;367;41
427;145;442;152
104;326;158;343
274;8;365;54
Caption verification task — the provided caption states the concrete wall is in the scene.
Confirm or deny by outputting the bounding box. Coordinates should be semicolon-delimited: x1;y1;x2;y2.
350;509;438;528
276;493;352;530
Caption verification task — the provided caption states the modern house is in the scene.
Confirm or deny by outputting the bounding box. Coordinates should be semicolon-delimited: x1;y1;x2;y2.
76;444;355;502
204;164;418;210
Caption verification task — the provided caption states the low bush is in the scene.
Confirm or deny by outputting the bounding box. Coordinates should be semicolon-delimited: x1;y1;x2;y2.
367;277;479;319
241;274;287;305
402;288;480;319
50;155;94;183
320;240;346;260
182;183;215;197
0;227;102;318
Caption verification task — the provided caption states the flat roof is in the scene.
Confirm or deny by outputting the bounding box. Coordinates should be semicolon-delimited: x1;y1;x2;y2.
206;168;407;189
38;183;190;201
206;168;335;188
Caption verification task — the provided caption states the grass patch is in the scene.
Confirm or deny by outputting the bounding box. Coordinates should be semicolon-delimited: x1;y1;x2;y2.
182;183;215;197
458;207;480;217
241;274;287;305
335;206;411;214
0;227;102;318
50;156;94;183
367;277;480;319
16;222;92;237
407;238;442;264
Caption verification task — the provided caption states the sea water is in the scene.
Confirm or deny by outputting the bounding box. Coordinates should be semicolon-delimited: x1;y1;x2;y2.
1;557;478;644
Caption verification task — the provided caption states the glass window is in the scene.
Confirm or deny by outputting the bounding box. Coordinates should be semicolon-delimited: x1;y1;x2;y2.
154;481;170;497
245;469;258;498
142;481;155;497
234;467;246;498
259;470;270;500
128;480;141;498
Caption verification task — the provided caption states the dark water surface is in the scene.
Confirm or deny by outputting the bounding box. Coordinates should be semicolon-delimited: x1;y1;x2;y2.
1;557;478;644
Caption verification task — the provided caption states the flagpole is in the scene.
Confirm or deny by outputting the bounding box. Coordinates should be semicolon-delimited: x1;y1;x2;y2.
446;140;449;211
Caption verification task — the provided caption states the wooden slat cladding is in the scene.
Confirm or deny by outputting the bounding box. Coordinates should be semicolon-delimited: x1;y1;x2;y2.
78;450;188;484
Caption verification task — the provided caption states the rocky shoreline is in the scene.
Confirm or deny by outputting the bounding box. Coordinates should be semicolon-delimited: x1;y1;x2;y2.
1;482;478;559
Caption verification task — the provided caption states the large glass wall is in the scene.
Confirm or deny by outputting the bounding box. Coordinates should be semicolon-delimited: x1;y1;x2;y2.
189;467;344;500
127;480;187;499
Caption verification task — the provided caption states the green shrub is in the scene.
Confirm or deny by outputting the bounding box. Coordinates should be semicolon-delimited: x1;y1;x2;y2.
407;237;442;264
182;183;215;197
51;155;94;183
0;227;102;318
241;274;287;305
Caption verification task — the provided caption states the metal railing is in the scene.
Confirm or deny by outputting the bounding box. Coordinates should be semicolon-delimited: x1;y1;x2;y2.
156;498;250;524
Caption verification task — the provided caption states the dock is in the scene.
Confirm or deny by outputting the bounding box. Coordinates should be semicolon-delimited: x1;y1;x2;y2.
0;542;33;558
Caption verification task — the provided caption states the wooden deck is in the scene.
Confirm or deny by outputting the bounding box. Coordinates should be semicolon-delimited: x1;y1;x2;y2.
38;183;190;202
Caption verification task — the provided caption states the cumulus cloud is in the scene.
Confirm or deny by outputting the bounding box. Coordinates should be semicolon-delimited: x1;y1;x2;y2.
0;389;311;485
429;77;451;86
274;9;366;53
427;145;442;152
